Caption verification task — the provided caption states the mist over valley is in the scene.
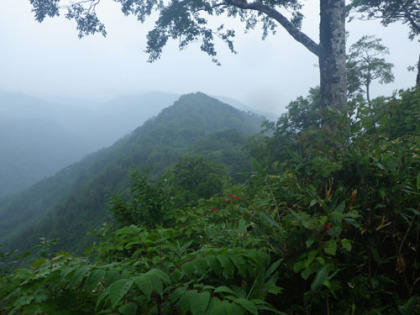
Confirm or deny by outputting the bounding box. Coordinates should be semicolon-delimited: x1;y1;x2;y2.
0;90;268;198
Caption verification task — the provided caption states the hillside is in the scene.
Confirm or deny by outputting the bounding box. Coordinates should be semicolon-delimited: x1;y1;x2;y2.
0;92;263;254
0;91;92;197
0;91;269;198
0;91;179;198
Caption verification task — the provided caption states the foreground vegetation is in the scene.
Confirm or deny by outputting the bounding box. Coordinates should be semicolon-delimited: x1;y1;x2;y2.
1;88;419;314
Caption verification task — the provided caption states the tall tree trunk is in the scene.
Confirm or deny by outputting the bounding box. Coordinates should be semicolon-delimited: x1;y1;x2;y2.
319;0;347;110
416;54;420;87
366;78;372;109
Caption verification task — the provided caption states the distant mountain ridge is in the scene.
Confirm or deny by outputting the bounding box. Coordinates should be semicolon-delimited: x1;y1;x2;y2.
0;90;270;198
0;91;179;197
0;92;264;255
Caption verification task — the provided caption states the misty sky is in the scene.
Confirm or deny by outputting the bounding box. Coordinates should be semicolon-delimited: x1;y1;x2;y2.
1;0;418;115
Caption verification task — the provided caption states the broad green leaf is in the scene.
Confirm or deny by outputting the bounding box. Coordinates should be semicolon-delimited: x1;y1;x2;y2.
237;218;247;233
315;256;325;265
234;298;258;315
182;261;195;278
398;296;419;315
133;275;152;299
84;269;106;292
116;225;141;236
181;240;193;251
371;247;382;264
301;264;317;280
300;213;318;230
379;189;386;200
104;269;121;286
191;291;211;315
264;259;283;280
265;282;283;295
376;162;386;170
322;280;337;298
324;239;337;256
252;299;286;314
251;157;267;176
214;286;236;296
69;266;91;288
305;237;315;248
208;298;242;315
341;239;352;252
206;255;222;276
148;268;171;284
145;270;164;296
171;286;187;302
179;290;198;313
96;286;111;310
31;257;46;269
231;286;247;299
304;250;318;268
110;279;133;308
293;261;304;273
310;266;329;292
334;201;346;213
9;295;33;310
207;297;225;315
119;302;137;315
60;267;75;280
258;211;282;233
194;257;208;275
229;253;247;277
217;254;235;277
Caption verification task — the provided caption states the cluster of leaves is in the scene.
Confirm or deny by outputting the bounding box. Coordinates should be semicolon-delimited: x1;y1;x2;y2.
0;190;284;314
346;35;394;104
246;87;420;313
1;88;419;313
348;0;420;41
29;0;308;64
167;155;227;205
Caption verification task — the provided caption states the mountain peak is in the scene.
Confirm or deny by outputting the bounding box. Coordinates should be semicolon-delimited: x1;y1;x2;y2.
173;91;233;108
139;92;261;141
0;92;264;254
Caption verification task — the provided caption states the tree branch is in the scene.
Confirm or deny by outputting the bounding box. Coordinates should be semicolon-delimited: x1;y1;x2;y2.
405;11;420;34
224;0;320;56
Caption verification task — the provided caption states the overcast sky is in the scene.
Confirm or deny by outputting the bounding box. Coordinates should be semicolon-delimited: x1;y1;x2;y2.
1;0;418;115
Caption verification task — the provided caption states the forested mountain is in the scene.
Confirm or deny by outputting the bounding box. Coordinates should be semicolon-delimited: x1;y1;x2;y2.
0;91;269;198
0;92;263;254
0;91;180;197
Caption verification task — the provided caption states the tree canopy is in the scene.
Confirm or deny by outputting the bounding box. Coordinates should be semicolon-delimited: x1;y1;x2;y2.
349;0;420;41
348;0;419;86
29;0;347;110
347;35;394;105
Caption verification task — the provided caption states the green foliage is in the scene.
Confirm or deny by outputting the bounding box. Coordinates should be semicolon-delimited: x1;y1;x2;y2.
347;35;394;104
0;203;283;314
109;168;174;228
168;155;226;205
1;88;419;314
29;0;303;64
348;0;420;41
247;87;321;168
374;88;420;139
